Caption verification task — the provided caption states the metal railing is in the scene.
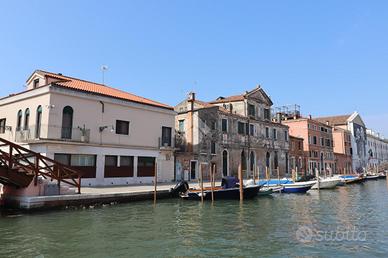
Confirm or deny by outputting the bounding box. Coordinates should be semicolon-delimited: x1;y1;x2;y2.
15;124;90;143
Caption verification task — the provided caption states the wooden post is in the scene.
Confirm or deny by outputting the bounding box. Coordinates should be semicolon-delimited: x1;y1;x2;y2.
154;160;158;204
238;163;244;201
211;164;215;202
253;165;256;184
277;166;280;185
257;165;260;185
315;168;320;190
265;166;269;186
291;169;296;182
200;163;204;202
296;166;298;181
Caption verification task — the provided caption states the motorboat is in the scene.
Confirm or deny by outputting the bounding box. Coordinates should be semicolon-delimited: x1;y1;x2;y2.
310;177;341;190
170;177;261;201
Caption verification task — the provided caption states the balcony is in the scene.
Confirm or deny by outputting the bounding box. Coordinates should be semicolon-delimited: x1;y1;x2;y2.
159;137;174;151
15;125;91;143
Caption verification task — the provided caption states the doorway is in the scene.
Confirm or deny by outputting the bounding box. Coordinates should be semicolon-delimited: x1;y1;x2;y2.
190;160;198;180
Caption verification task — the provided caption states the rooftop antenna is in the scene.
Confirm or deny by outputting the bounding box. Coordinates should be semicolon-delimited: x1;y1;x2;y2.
101;65;108;85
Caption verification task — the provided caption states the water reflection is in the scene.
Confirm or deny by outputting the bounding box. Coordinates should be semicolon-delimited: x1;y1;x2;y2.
1;181;388;257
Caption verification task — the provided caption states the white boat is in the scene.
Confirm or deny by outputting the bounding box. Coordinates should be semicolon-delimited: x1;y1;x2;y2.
311;177;341;190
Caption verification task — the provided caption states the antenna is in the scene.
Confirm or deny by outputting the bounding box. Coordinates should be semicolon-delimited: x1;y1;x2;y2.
101;65;108;85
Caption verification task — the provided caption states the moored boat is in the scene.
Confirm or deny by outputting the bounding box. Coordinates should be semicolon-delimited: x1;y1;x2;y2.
281;182;314;193
311;177;341;190
365;174;379;180
171;177;261;201
338;175;364;184
378;172;387;179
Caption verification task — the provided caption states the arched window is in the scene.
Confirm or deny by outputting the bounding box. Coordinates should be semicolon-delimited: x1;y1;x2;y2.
61;106;74;139
16;110;22;131
250;151;255;172
274;151;278;169
24;108;30;130
241;151;246;171
35;105;42;138
222;150;228;177
266;152;270;168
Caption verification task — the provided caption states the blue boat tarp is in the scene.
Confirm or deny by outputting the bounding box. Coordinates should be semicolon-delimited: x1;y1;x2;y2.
339;175;357;179
258;179;294;186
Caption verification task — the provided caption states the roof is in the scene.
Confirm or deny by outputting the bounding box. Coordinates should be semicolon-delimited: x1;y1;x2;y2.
315;114;351;126
33;70;173;110
210;94;245;104
209;86;273;106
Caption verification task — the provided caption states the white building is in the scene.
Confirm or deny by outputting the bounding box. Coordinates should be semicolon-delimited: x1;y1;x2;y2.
366;129;388;168
0;70;176;186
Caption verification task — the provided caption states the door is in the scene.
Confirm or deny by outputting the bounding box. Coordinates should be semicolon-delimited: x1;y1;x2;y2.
190;160;197;180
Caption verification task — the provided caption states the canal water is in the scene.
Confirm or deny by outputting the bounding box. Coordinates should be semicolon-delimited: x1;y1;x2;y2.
1;180;388;258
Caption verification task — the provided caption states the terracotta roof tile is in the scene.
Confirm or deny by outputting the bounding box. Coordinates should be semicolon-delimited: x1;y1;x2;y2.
209;94;245;104
315;114;351;126
36;70;173;110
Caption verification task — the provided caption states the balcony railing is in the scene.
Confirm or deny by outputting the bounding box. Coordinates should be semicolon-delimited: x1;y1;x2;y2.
15;125;90;143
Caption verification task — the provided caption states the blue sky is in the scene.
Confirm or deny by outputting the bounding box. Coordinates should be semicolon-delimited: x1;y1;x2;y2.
1;0;387;136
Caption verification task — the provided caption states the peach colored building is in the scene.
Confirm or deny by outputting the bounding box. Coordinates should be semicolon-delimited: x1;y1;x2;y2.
0;70;176;186
282;116;335;175
332;127;352;174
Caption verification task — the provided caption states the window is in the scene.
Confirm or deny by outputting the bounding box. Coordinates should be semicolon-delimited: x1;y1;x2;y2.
71;154;96;167
249;124;254;136
61;106;73;139
120;156;133;167
298;141;302;150
178;120;185;132
265;127;270;138
264;108;271;120
320;137;324;146
161;126;172;146
211;121;217;130
116;120;129;135
248;104;255;117
138;157;155;177
238;122;246;135
211;141;216;154
273;128;277;140
54;154;71;166
0;118;6;134
24;108;30;130
284;131;288;142
33;79;39;89
105;155;118;167
35;105;42;138
326;139;331;147
313;136;317;145
222;119;228;133
16;110;22;131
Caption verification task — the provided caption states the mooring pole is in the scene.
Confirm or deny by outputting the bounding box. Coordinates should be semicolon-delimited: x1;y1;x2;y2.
154;160;158;205
211;164;215;202
277;166;280;185
315;168;320;190
238;163;244;201
200;163;204;202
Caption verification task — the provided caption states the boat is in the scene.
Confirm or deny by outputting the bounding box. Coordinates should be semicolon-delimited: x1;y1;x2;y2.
258;187;273;196
378;172;387;179
311;177;341;190
365;174;379;180
338;175;364;184
281;181;314;193
170;177;261;200
258;179;314;193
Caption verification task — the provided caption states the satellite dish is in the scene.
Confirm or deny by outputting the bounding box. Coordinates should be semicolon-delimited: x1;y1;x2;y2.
101;65;109;71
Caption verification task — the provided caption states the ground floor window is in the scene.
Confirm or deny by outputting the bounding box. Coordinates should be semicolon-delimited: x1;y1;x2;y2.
104;155;134;178
54;153;96;178
137;157;155;177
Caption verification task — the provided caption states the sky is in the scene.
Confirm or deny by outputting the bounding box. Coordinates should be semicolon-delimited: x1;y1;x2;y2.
0;0;387;136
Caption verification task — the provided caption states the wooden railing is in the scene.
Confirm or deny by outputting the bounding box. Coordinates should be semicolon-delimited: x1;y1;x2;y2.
0;137;81;194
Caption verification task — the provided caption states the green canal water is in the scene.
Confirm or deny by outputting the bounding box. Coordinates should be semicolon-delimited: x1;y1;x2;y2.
1;180;388;258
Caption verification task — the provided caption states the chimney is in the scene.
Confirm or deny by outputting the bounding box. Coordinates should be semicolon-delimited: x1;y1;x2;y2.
308;114;312;119
326;121;329;125
229;104;233;113
276;112;282;123
188;92;195;111
187;92;195;153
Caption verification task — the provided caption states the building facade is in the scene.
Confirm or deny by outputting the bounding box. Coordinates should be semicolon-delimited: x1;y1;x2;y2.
289;136;305;174
174;87;290;181
282;116;335;175
0;70;176;186
366;129;388;169
316;112;368;173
